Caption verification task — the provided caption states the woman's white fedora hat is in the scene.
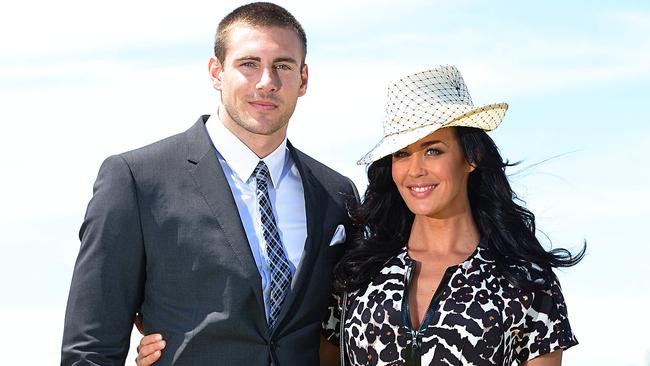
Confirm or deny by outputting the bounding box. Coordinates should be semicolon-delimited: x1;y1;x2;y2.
357;65;508;165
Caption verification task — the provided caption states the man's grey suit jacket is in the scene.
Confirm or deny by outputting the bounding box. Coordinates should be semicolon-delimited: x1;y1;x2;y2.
61;116;358;365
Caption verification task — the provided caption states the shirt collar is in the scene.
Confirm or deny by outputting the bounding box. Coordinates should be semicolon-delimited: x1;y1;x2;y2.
206;112;288;188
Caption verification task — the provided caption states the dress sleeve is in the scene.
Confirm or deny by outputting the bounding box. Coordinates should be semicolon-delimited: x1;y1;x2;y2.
513;276;578;363
321;291;342;344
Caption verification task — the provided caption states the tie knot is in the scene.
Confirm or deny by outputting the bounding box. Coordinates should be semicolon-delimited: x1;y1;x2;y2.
253;160;271;183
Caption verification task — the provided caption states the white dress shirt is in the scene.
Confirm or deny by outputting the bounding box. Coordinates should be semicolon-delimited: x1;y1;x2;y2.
205;114;307;321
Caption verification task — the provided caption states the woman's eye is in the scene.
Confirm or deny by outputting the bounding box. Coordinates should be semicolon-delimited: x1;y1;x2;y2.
392;151;408;159
426;148;442;156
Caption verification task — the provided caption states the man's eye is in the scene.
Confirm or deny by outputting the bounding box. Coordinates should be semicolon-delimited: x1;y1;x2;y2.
275;64;291;70
240;62;256;67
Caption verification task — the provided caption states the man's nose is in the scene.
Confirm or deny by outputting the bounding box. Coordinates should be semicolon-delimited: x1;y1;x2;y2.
256;67;279;92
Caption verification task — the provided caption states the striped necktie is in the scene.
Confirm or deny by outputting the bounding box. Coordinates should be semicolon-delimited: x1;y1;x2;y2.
253;161;292;328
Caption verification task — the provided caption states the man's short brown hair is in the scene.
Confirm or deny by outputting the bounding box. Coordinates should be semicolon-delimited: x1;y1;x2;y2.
214;2;307;65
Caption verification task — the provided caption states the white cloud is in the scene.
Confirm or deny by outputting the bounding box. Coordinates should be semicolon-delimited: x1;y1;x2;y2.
607;10;650;33
0;60;214;221
0;0;397;60
1;307;66;362
1;0;224;58
306;9;650;97
0;306;149;364
557;293;650;366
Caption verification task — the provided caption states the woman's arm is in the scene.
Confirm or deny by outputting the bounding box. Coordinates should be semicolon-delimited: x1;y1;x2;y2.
522;349;562;366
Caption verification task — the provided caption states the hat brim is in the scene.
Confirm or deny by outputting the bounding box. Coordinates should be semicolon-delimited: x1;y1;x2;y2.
357;102;508;165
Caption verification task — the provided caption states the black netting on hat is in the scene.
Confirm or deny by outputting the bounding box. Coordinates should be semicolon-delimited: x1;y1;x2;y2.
384;65;476;136
358;65;508;165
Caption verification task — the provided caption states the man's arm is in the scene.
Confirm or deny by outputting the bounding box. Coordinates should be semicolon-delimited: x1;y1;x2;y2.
319;334;339;366
61;155;146;365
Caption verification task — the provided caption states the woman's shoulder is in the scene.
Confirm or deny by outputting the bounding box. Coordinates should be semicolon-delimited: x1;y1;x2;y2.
367;247;409;285
474;245;559;287
472;246;567;307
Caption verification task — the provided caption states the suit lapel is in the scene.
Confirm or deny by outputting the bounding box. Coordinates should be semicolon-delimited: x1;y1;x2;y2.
184;116;264;311
184;123;330;332
272;143;328;331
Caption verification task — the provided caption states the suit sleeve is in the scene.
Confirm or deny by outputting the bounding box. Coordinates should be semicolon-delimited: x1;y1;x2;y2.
350;177;360;202
344;176;360;215
61;155;145;365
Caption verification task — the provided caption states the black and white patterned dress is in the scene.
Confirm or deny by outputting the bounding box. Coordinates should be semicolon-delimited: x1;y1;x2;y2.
323;244;577;365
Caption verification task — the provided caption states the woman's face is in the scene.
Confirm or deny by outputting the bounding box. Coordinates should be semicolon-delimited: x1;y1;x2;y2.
391;127;474;219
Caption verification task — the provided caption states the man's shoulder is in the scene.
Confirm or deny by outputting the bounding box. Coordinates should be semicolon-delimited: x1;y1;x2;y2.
291;146;344;181
118;116;209;165
289;144;358;199
120;131;184;163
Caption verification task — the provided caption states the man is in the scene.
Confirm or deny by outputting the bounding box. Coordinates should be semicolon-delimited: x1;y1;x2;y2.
61;3;357;365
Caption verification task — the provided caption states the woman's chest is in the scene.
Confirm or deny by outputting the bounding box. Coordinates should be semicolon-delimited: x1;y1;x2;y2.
344;264;528;365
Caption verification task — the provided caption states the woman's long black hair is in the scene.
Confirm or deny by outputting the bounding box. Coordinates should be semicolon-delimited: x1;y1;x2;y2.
335;127;585;292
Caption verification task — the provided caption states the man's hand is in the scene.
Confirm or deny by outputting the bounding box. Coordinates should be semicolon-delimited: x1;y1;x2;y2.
135;334;165;366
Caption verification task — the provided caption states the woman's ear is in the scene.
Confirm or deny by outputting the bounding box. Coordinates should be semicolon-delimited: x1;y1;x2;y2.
465;154;478;173
466;150;480;173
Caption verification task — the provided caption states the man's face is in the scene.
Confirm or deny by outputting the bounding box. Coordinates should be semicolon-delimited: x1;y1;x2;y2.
209;24;308;146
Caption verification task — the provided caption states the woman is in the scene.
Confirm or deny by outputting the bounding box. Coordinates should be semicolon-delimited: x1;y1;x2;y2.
137;65;583;365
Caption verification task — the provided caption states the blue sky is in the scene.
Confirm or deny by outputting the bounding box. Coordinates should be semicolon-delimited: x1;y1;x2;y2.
1;0;649;364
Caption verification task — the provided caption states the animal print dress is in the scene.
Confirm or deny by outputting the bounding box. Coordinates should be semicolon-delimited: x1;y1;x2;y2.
323;245;577;365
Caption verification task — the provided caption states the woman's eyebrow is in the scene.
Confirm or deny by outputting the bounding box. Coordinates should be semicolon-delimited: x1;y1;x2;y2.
420;140;448;148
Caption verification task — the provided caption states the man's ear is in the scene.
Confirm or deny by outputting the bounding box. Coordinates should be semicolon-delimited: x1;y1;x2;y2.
208;56;223;91
298;63;308;97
